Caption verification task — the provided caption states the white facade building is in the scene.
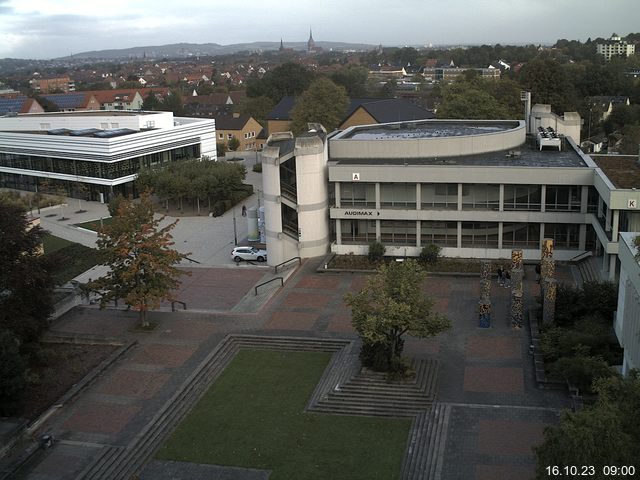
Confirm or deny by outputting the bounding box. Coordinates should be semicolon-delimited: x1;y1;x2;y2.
596;34;636;61
0;111;216;201
614;232;640;376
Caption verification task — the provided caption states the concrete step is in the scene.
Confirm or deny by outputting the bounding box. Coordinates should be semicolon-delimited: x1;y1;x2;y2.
311;403;425;418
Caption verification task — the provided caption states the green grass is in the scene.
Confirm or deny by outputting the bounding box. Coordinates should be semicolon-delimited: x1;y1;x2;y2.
157;349;411;480
74;217;113;232
43;235;100;285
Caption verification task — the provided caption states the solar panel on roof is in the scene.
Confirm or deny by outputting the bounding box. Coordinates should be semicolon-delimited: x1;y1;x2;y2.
42;93;85;109
93;128;137;138
0;97;27;114
47;128;71;135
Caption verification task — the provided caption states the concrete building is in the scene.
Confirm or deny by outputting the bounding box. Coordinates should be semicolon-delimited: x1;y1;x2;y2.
596;34;635;61
0;111;216;202
614;232;640;376
30;76;75;93
261;108;640;279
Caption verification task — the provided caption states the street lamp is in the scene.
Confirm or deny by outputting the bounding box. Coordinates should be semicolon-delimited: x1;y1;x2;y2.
232;207;238;245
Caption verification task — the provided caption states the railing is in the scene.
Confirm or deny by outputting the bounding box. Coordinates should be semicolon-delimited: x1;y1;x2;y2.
171;301;187;311
255;277;283;295
274;256;301;274
568;251;593;264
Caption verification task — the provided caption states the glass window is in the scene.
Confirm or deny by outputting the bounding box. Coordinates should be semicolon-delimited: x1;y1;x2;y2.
461;222;499;248
380;220;416;245
503;185;541;211
421;221;457;247
461;184;499;210
339;183;375;207
546;185;581;212
421;183;457;209
502;223;540;248
545;223;580;249
380;183;416;209
340;220;376;244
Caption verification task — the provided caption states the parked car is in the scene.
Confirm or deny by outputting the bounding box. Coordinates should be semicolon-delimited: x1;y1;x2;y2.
231;246;267;263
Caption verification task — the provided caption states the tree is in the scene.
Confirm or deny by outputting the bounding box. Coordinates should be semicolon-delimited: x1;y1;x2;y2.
535;372;640;478
0;329;28;415
227;137;240;151
162;89;184;116
437;80;509;119
331;65;369;98
0;202;54;345
236;95;275;128
85;192;188;327
246;62;315;103
344;260;451;373
290;78;349;134
517;58;578;113
142;91;161;111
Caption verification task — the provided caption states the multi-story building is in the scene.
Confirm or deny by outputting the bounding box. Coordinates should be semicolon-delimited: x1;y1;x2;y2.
85;89;145;110
422;67;501;82
214;113;263;151
261;108;640;282
614;232;640;376
30;76;75;93
596;33;636;61
0;111;216;202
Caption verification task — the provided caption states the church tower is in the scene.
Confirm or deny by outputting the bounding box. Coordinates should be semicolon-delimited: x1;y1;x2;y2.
279;38;284;52
307;29;316;53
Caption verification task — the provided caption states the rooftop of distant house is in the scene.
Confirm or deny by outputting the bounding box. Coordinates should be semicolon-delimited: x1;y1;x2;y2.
592;155;640;189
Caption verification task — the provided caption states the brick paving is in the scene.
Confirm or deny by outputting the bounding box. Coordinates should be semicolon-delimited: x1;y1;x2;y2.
18;261;574;480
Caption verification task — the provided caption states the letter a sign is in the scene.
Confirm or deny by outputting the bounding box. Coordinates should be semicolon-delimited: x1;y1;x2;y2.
352;173;360;181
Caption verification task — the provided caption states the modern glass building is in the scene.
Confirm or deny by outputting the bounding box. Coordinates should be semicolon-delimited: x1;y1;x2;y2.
0;111;216;202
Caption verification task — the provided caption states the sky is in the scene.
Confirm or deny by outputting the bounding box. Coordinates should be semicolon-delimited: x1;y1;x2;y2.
0;0;639;59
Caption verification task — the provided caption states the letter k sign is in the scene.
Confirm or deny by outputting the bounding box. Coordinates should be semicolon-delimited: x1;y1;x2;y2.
629;199;637;209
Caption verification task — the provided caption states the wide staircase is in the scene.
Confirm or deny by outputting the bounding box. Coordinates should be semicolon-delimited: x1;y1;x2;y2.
577;256;601;284
309;358;439;417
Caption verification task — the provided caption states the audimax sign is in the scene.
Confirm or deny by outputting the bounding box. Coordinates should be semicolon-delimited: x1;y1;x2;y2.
343;210;380;216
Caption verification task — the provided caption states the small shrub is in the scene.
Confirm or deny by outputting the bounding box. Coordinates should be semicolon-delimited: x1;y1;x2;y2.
549;355;618;394
419;244;441;265
252;163;263;173
216;142;227;157
228;137;240;151
368;241;385;262
107;193;127;217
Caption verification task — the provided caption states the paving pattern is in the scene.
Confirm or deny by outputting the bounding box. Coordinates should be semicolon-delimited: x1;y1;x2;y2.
11;261;573;480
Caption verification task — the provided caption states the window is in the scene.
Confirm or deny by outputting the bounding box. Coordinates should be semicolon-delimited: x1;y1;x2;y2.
502;223;540;248
100;123;109;129
110;123;119;128
380;220;416;245
545;185;581;212
244;133;249;139
380;183;416;209
219;133;223;139
227;134;233;140
421;221;457;247
503;185;541;211
461;222;499;248
461;184;499;210
339;183;375;207
545;223;579;249
422;183;457;209
341;220;376;244
40;123;51;130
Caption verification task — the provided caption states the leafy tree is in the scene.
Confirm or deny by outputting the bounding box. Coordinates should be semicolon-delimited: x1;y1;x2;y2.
85;192;188;327
107;193;126;217
344;260;451;373
419;244;441;265
437;81;509;119
0;329;28;415
236;95;274;128
368;241;386;262
517;58;578;113
331;65;369;97
162;89;184;116
535;372;640;478
142;91;162;111
227;137;240;151
246;62;315;103
290;77;349;133
216;141;227;157
0;202;54;345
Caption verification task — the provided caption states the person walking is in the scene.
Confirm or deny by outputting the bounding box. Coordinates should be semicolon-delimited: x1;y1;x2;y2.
497;266;504;286
241;205;247;217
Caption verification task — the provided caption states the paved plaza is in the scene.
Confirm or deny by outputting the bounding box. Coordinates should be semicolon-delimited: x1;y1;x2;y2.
5;255;573;480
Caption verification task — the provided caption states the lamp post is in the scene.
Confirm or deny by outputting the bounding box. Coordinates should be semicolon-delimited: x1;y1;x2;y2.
232;207;238;246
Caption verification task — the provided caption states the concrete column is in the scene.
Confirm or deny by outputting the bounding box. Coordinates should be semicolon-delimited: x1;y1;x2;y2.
416;220;421;248
457;221;462;249
540;185;546;213
605;207;612;232
457;183;463;211
612;210;620;240
375;183;380;210
602;253;609;274
499;184;504;212
416;183;421;210
580;185;588;214
539;223;545;250
579;224;587;250
597;196;603;218
335;182;341;208
376;219;381;241
609;254;617;281
335;219;342;245
498;222;503;249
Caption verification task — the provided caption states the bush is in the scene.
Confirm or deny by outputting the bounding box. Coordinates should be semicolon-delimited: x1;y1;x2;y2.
228;137;240;151
107;193;127;217
216;142;227;157
368;241;385;262
419;244;441;265
549;355;617;394
252;163;263;173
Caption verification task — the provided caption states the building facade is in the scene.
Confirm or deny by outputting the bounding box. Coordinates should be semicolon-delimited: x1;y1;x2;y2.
596;34;636;61
0;111;216;202
261;111;640;279
614;232;640;376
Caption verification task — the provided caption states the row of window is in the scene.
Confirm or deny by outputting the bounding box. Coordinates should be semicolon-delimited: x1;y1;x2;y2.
0;146;199;180
337;183;597;213
217;131;256;140
339;220;587;249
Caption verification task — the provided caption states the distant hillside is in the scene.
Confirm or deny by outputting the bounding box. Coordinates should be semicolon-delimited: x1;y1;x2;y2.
58;41;377;60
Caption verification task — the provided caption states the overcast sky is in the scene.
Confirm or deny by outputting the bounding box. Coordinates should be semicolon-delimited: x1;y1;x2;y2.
1;0;639;59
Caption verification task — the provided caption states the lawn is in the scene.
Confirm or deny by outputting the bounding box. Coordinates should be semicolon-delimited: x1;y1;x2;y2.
74;216;113;232
156;349;411;480
43;234;100;284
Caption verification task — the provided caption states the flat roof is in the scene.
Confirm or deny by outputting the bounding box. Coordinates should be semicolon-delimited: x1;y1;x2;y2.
339;120;520;140
16;110;156;117
331;140;588;168
592;155;640;189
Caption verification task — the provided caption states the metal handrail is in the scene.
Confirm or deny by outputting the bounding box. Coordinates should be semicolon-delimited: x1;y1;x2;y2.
254;277;283;295
274;256;301;274
171;300;187;311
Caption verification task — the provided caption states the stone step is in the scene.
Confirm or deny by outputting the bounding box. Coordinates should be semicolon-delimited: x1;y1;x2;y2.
326;390;433;405
311;403;425;418
318;395;432;410
401;410;433;480
75;446;124;480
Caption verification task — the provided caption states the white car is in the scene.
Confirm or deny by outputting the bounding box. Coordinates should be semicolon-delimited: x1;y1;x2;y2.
231;246;267;263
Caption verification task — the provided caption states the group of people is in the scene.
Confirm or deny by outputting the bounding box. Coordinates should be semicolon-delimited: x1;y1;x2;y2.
496;266;511;287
